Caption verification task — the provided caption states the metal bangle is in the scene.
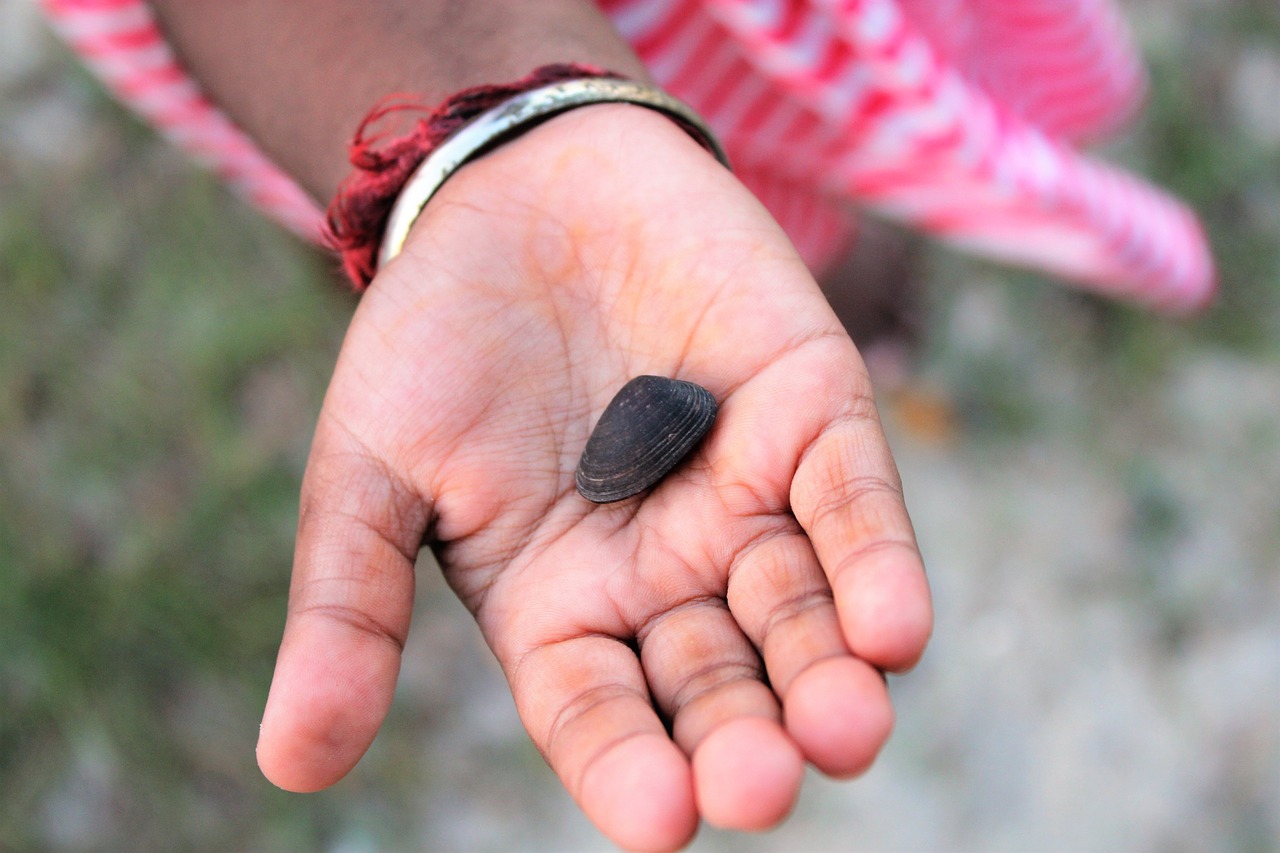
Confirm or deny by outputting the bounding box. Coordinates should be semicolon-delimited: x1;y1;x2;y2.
376;77;730;269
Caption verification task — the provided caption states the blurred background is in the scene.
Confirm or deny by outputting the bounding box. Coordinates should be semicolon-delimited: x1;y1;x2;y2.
1;0;1276;850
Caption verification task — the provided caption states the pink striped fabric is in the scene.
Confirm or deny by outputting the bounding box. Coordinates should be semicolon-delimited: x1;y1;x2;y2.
40;0;1215;311
37;0;324;240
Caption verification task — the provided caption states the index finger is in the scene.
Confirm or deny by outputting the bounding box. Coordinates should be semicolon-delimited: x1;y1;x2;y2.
789;360;933;673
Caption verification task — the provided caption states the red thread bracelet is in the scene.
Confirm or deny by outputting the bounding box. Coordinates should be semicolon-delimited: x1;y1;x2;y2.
324;63;614;291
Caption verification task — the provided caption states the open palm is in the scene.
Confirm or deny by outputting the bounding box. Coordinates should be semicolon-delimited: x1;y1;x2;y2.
256;105;932;851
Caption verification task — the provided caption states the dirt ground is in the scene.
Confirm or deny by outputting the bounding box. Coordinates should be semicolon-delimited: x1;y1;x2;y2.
2;1;1276;850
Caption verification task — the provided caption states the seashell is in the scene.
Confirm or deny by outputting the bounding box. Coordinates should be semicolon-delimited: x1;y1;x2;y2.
576;375;719;503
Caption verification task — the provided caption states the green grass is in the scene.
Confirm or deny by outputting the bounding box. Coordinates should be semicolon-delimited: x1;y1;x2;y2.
0;66;366;848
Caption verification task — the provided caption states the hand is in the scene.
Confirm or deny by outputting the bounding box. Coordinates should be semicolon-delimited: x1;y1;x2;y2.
255;104;933;851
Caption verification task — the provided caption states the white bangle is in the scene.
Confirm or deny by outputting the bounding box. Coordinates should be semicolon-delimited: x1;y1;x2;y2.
376;77;730;269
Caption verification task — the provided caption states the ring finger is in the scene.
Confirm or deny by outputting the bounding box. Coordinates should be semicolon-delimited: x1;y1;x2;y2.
637;595;805;830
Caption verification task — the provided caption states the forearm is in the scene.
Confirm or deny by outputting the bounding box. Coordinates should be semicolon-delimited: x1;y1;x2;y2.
147;0;648;201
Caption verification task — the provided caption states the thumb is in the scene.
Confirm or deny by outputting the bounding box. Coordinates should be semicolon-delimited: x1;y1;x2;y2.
257;426;429;791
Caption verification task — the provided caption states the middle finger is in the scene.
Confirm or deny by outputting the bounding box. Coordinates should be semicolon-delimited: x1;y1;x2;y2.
726;526;894;778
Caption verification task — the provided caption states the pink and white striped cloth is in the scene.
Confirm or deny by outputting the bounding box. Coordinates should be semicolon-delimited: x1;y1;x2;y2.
39;0;1216;311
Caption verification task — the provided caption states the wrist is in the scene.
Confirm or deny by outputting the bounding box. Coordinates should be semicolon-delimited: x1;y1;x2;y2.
378;78;728;273
385;99;749;310
328;72;727;290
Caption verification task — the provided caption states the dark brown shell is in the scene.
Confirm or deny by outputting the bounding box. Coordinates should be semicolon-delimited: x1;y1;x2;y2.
575;375;718;503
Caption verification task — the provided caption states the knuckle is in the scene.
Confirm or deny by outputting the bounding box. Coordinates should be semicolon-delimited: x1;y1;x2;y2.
298;446;427;563
667;658;763;720
827;535;921;585
291;601;406;653
791;415;904;537
808;472;903;530
757;586;835;644
546;682;642;758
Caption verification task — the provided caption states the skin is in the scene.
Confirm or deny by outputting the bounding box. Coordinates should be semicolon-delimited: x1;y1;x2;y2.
147;0;649;199
147;3;933;849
